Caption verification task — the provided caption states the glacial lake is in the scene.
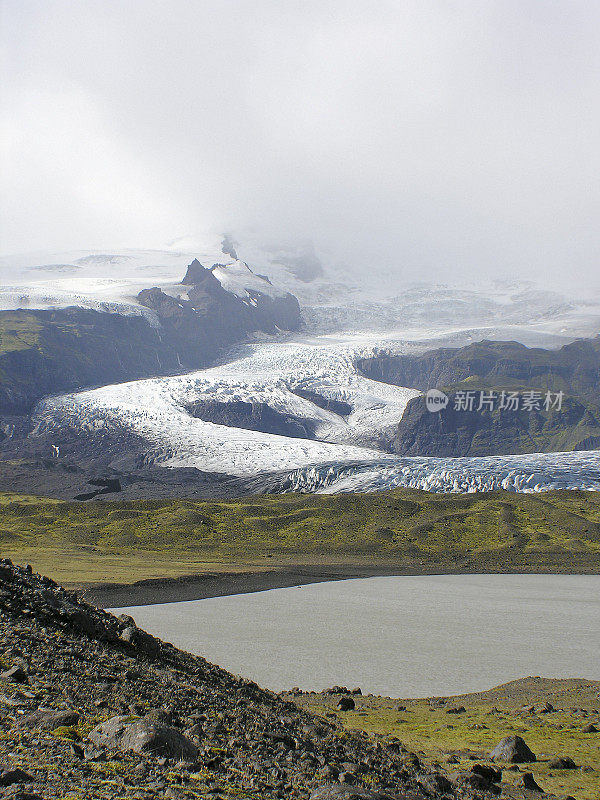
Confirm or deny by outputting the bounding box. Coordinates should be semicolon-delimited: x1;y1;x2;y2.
115;574;600;697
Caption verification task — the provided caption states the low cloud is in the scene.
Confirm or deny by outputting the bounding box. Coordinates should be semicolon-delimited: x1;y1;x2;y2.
2;1;599;287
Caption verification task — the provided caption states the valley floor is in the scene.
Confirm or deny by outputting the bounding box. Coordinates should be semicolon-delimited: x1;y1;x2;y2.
1;487;599;600
2;560;599;799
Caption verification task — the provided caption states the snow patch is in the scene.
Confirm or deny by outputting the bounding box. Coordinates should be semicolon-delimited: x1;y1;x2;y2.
211;260;288;300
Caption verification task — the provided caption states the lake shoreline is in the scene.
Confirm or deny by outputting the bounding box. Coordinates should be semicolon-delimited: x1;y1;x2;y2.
81;562;599;608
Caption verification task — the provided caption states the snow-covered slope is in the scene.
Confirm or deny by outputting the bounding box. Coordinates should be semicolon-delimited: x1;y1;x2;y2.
0;248;290;317
1;242;599;339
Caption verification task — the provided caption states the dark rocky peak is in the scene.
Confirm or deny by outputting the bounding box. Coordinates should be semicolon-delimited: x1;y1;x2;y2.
181;258;216;286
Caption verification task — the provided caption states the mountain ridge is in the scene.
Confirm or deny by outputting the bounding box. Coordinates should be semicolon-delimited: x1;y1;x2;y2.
358;337;600;457
0;260;301;418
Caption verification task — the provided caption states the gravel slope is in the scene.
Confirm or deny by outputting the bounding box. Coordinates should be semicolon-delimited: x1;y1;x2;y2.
0;559;475;800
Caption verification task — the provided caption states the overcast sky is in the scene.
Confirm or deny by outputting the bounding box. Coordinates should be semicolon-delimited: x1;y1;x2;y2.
1;1;599;285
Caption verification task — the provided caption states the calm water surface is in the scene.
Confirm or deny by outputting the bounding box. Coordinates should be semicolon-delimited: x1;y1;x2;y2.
115;574;600;696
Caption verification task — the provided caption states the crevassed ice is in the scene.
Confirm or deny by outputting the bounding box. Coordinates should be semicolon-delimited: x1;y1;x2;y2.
265;451;600;494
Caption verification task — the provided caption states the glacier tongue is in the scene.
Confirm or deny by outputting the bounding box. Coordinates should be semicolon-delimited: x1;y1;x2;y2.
10;243;600;494
268;452;600;494
32;330;600;493
32;337;421;476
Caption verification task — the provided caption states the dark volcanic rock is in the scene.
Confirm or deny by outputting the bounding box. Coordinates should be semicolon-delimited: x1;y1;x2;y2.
519;772;543;792
88;715;199;762
337;697;356;711
417;772;452;794
490;735;536;763
0;768;34;787
0;665;28;684
181;258;214;285
186;399;317;439
548;757;577;769
358;336;600;457
120;625;162;657
471;764;501;783
358;338;600;399
74;477;121;501
381;391;599;458
292;388;352;417
448;771;493;791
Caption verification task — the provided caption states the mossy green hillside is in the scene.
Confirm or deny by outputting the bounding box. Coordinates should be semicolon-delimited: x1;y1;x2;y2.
0;488;599;586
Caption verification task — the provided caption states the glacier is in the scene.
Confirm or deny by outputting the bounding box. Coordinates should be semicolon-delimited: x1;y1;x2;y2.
4;241;600;495
32;338;422;475
31;330;600;494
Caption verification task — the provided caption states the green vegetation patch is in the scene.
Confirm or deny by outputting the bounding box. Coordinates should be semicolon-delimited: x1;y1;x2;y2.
0;313;43;355
298;679;600;800
0;488;599;586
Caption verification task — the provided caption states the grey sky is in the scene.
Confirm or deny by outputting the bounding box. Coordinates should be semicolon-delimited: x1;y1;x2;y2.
1;1;599;285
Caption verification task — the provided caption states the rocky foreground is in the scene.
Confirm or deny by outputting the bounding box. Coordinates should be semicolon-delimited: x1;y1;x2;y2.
0;560;467;800
0;560;589;800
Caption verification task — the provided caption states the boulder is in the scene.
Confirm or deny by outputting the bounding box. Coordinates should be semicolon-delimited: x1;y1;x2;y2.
417;772;453;794
337;697;356;711
58;602;100;637
537;702;554;713
548;756;577;769
88;715;198;763
471;763;502;783
0;665;28;684
445;706;466;715
582;723;598;733
120;626;161;657
0;768;34;787
448;770;493;791
17;708;79;731
519;772;543;792
490;735;536;763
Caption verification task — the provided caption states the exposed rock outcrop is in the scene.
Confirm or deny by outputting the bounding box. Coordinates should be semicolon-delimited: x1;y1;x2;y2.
186;399;317;439
489;735;536;763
